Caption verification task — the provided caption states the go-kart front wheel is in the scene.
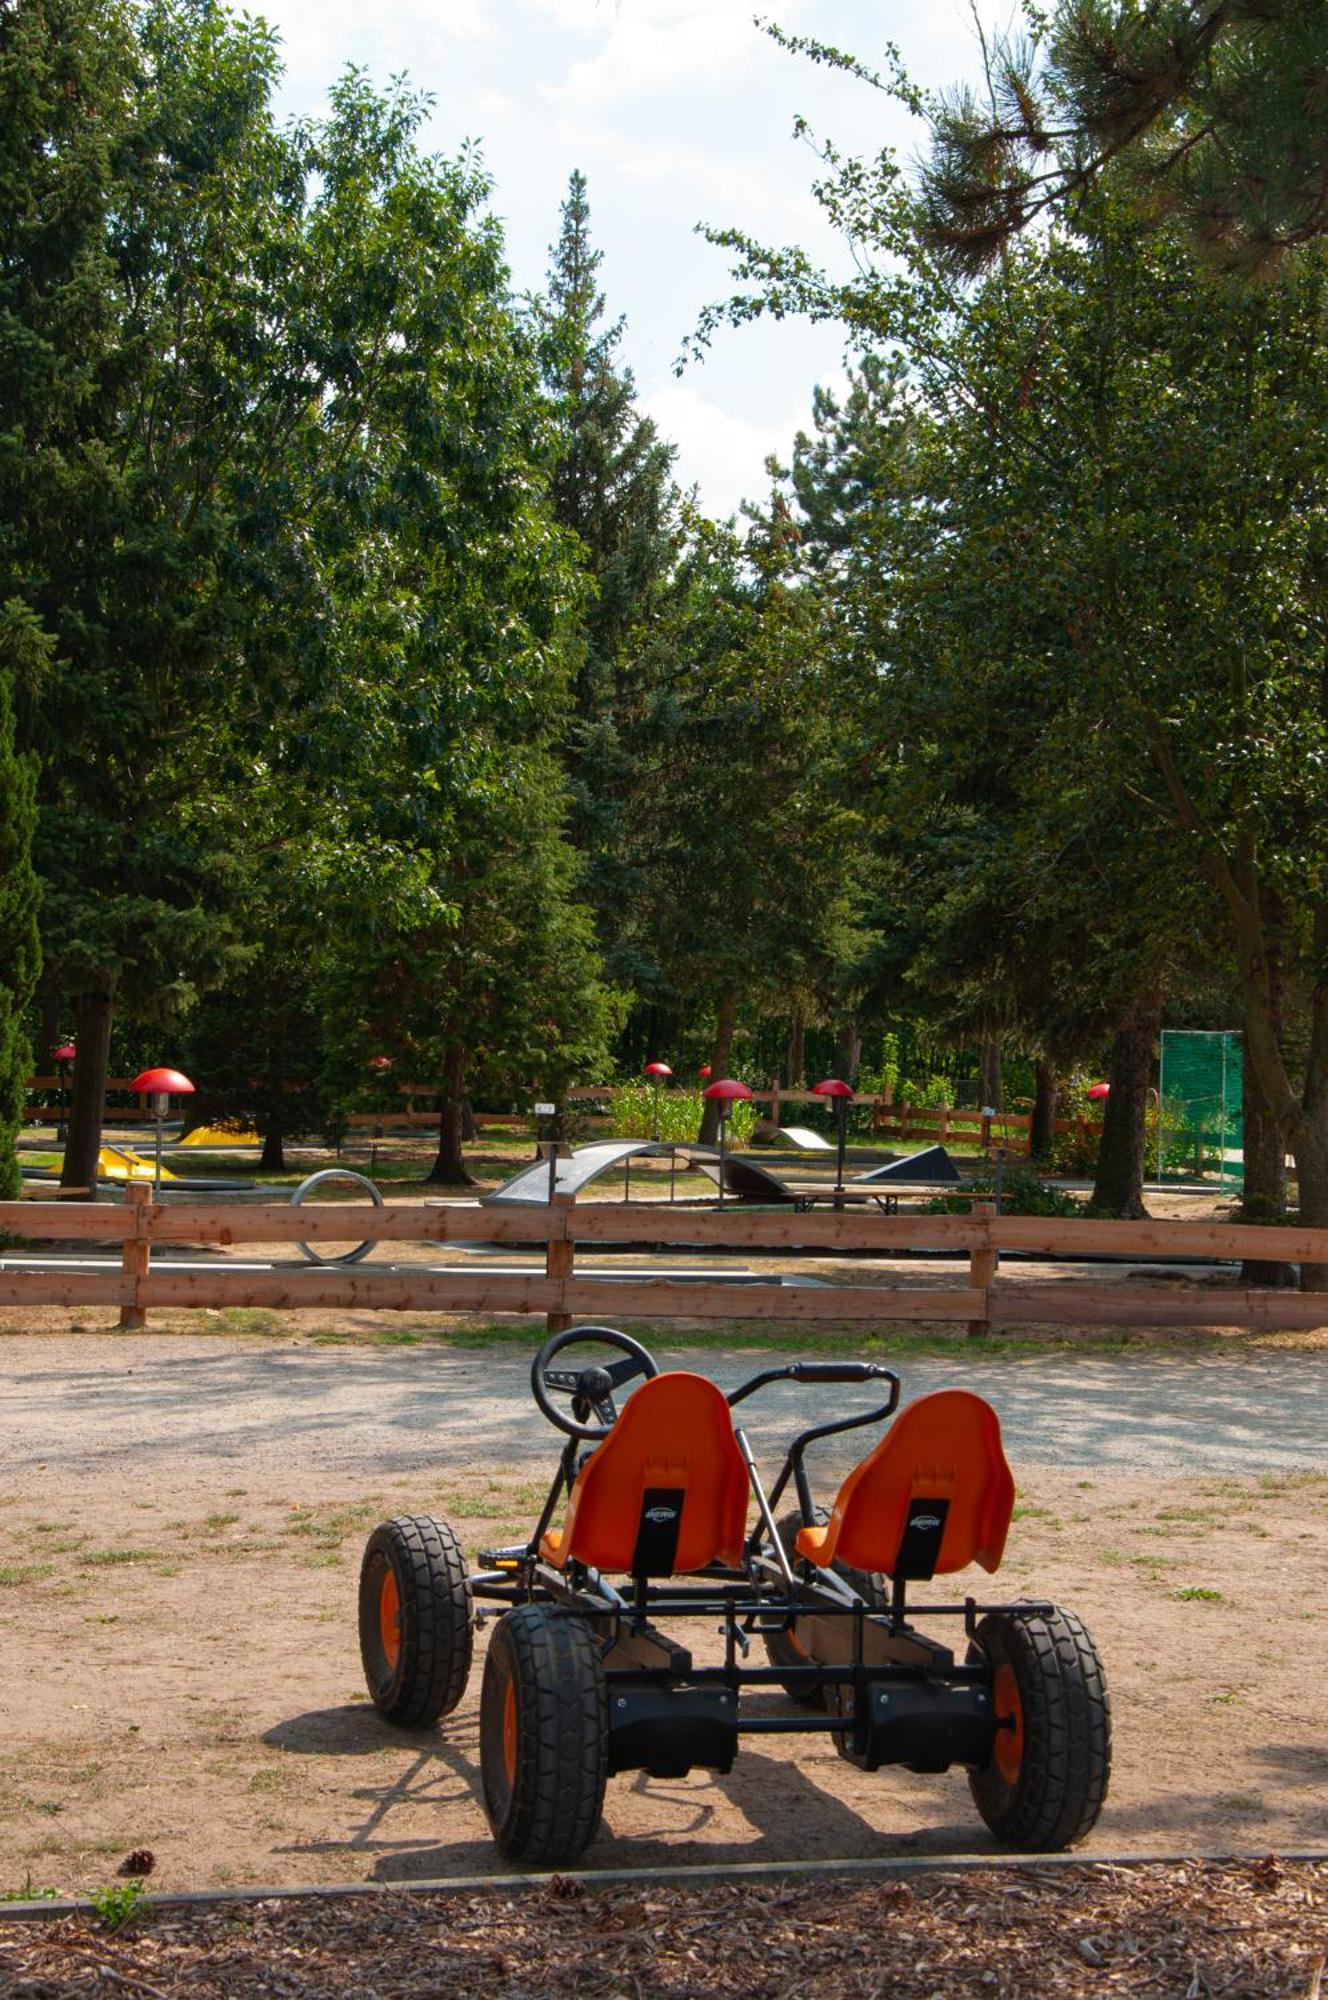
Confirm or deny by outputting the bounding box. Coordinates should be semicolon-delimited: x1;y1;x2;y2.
359;1515;473;1727
968;1607;1111;1850
480;1604;607;1865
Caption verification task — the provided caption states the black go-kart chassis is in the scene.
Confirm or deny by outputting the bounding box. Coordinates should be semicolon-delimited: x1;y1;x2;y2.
357;1328;1111;1865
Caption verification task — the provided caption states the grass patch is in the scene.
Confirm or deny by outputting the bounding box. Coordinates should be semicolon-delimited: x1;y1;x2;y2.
79;1549;159;1569
0;1563;55;1586
220;1308;284;1337
1173;1585;1224;1602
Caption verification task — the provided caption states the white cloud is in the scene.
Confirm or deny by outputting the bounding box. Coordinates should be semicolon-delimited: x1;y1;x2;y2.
547;0;814;111
640;373;846;522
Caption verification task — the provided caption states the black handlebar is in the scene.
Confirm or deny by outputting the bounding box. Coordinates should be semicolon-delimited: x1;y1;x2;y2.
727;1360;899;1407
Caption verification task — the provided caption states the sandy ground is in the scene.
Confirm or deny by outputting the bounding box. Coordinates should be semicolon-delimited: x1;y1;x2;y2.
1;1326;1325;1899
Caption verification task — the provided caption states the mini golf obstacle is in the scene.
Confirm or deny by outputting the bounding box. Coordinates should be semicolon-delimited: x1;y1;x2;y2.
485;1140;964;1211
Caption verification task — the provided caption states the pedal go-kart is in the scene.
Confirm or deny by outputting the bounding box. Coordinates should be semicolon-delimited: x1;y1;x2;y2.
357;1327;1111;1866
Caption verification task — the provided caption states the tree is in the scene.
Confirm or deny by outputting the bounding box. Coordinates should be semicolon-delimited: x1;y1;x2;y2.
0;605;42;1198
919;1;1328;277
539;172;680;983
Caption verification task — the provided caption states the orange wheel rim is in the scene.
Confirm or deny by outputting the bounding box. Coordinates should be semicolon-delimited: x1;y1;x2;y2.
992;1661;1024;1784
502;1678;518;1786
378;1569;401;1671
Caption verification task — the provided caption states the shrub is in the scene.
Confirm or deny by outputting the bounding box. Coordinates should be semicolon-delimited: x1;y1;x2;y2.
611;1084;756;1147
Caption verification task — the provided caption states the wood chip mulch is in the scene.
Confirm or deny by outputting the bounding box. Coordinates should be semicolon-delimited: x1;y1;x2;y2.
1;1859;1324;1998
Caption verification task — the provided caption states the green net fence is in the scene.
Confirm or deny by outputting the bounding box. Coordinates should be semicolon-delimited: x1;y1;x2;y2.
1156;1030;1243;1186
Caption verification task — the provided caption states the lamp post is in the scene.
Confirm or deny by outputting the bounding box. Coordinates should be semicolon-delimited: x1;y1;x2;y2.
53;1042;75;1147
812;1077;855;1205
702;1077;752;1210
128;1067;195;1191
643;1061;672;1142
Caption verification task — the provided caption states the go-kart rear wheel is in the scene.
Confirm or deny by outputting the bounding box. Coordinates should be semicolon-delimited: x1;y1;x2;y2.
763;1507;885;1707
967;1607;1111;1850
359;1515;473;1727
480;1604;607;1865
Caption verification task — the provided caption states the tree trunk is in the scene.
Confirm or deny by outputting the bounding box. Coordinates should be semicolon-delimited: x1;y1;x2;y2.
260;1124;285;1174
979;1038;1003;1112
786;1010;806;1089
461;1098;478;1143
1240;1024;1293;1286
61;986;113;1196
1088;1004;1157;1218
427;1046;474;1185
1029;1060;1058;1161
698;992;739;1144
839;1019;863;1087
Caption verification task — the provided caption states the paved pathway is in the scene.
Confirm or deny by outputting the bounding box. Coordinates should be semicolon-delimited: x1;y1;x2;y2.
2;1334;1324;1488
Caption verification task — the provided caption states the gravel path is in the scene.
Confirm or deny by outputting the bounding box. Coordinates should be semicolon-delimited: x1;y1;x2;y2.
4;1333;1325;1486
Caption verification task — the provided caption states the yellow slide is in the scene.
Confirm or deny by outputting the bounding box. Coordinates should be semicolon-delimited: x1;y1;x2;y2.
96;1145;176;1183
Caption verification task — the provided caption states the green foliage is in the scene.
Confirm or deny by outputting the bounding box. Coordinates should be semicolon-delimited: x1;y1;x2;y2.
610;1084;756;1146
91;1877;147;1930
0;608;42;1198
926;1166;1080;1217
918;1;1328;278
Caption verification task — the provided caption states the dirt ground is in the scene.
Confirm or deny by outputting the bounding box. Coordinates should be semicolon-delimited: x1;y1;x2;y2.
0;1321;1325;1901
2;1860;1326;1997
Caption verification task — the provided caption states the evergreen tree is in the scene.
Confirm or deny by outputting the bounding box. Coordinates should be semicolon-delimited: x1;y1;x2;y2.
540;172;679;981
919;0;1328;277
0;606;42;1199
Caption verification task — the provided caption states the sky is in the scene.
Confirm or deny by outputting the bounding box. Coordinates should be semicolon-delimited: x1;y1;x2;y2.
254;1;1008;519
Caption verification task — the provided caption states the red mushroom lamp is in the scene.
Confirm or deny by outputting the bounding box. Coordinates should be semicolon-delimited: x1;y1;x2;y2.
812;1077;855;1197
702;1077;752;1209
1087;1081;1110;1102
129;1066;196;1191
643;1061;673;1142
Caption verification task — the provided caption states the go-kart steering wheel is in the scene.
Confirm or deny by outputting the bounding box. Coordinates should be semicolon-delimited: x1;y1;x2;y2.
531;1325;660;1441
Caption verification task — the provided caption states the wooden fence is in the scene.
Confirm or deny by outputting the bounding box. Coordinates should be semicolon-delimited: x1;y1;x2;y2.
2;1191;1325;1339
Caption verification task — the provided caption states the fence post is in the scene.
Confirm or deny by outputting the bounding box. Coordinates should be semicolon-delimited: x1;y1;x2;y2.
770;1074;781;1131
545;1191;575;1335
119;1183;152;1330
966;1197;997;1339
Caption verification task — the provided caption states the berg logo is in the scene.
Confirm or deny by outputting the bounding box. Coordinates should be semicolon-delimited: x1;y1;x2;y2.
912;1514;942;1530
643;1507;678;1524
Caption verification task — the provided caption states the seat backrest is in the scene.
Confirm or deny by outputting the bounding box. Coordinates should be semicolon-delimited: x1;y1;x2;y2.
824;1389;1015;1579
550;1372;750;1576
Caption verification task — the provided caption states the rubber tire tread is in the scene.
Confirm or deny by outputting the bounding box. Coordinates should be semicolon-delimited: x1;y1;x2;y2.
967;1605;1111;1851
480;1605;607;1866
763;1507;885;1707
359;1515;473;1727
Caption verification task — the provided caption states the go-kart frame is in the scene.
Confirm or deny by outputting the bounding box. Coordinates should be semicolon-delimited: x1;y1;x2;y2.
357;1326;1111;1868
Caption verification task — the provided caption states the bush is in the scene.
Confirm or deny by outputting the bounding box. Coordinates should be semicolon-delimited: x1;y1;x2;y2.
925;1166;1080;1217
610;1084;757;1147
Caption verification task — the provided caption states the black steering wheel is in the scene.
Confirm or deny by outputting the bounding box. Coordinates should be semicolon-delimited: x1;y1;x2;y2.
531;1325;660;1441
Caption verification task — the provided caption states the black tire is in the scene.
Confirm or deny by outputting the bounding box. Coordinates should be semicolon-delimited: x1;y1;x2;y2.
480;1605;607;1865
763;1507;885;1707
359;1515;473;1727
967;1606;1111;1850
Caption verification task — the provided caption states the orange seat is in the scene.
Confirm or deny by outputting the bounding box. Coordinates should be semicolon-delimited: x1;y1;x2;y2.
540;1372;750;1576
795;1389;1015;1581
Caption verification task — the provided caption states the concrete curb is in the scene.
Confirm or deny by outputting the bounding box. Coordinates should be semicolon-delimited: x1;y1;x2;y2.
4;1848;1325;1923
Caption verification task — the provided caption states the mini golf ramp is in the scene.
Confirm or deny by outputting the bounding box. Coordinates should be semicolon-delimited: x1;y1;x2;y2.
773;1126;834;1151
483;1140;719;1207
852;1144;962;1186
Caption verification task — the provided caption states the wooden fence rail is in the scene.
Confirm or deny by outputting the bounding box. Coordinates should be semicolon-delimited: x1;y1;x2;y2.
3;1193;1326;1339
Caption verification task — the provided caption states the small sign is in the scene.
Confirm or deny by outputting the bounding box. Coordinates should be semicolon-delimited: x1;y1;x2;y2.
533;1102;556;1117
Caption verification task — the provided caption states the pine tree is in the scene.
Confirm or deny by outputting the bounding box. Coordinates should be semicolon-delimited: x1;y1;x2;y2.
541;172;679;979
919;0;1328;278
0;607;43;1201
